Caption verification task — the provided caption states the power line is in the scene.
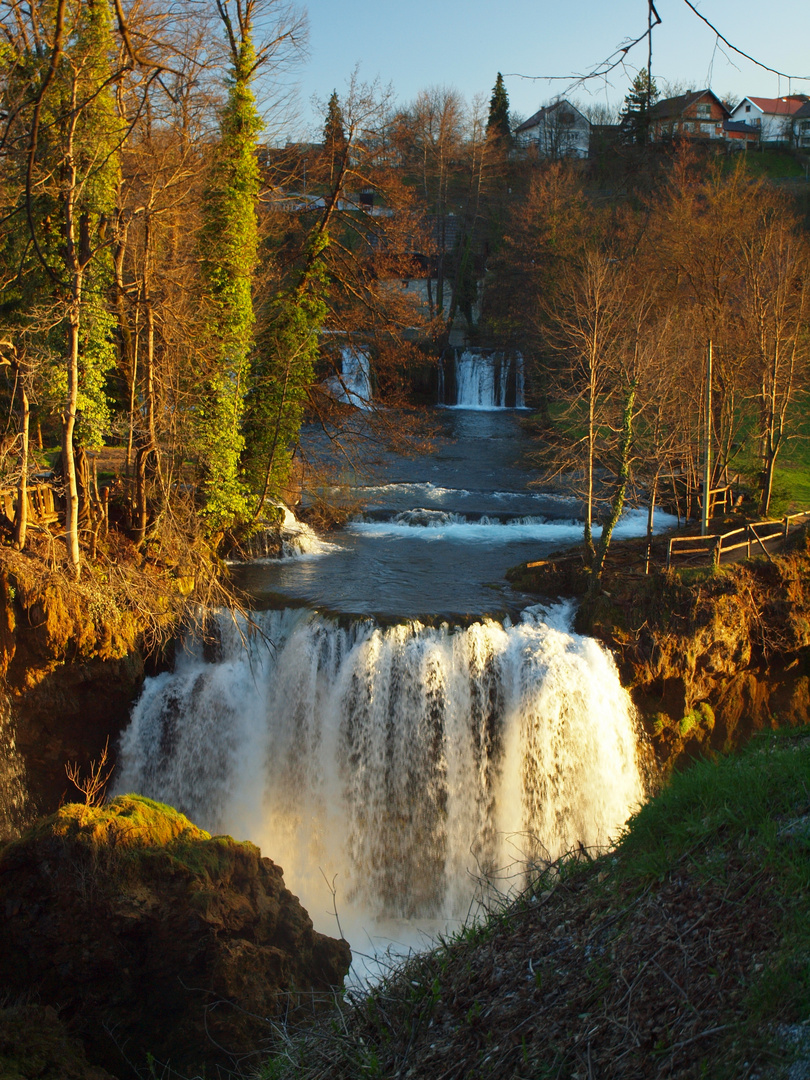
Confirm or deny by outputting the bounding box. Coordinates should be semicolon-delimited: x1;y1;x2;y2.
680;0;810;82
503;0;810;97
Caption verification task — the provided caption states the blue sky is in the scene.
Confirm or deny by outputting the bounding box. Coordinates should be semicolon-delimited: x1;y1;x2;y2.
283;0;810;137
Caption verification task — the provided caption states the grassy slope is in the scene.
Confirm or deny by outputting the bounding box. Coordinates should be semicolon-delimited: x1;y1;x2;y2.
259;729;810;1080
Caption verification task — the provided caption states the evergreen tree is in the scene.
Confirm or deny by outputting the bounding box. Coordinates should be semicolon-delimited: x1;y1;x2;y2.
322;90;347;185
620;70;659;146
487;72;512;146
323;90;347;151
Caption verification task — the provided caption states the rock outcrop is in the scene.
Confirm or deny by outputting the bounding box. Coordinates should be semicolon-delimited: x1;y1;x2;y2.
0;795;351;1076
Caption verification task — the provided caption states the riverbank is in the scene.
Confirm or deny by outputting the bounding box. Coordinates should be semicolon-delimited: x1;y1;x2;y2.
508;525;810;773
0;530;234;831
252;726;810;1080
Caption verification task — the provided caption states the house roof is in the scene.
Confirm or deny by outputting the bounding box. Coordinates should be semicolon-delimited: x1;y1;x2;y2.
723;120;758;135
515;99;588;133
745;96;807;116
792;101;810;120
649;89;729;121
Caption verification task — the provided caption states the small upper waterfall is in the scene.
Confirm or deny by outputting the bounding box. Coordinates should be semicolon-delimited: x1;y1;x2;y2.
242;505;340;560
324;347;373;409
439;348;525;410
115;606;643;938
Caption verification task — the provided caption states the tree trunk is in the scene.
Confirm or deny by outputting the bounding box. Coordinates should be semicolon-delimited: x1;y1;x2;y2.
590;384;636;594
63;297;82;578
13;378;29;551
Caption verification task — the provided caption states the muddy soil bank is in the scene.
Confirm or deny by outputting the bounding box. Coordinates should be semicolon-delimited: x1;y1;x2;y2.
508;528;810;771
0;549;184;830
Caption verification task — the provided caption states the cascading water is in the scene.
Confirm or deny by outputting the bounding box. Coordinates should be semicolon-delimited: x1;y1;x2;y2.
115;605;643;945
0;695;32;841
439;349;525;410
323;347;373;409
237;506;341;560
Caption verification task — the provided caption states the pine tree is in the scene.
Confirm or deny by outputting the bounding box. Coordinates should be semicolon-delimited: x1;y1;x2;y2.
620;70;659;146
323;90;347;151
487;73;512;146
322;90;347;185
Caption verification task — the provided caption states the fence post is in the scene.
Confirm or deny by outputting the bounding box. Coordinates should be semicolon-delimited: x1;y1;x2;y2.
784;516;789;539
713;536;721;569
747;525;751;559
666;538;672;571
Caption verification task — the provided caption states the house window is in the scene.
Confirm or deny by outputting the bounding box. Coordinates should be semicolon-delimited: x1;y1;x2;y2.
745;104;751;113
701;122;714;134
696;103;711;117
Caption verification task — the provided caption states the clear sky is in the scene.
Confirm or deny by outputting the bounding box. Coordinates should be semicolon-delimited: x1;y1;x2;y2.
284;0;810;137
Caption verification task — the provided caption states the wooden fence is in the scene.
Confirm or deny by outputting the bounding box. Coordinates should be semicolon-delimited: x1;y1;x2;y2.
0;480;60;528
666;511;810;570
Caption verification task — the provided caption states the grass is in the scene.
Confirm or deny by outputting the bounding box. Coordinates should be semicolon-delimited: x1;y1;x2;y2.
253;727;810;1080
739;147;807;180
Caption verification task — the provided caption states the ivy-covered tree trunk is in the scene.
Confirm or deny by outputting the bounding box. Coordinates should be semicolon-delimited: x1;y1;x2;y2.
590;382;636;594
5;0;121;576
197;11;262;536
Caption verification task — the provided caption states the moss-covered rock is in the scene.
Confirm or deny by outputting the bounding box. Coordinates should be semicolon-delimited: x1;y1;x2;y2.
0;795;351;1077
0;1005;118;1080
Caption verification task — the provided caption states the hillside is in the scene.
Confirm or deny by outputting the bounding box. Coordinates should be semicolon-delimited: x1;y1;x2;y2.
261;729;810;1080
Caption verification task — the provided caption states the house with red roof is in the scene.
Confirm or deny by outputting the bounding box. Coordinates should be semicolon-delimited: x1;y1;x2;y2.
728;96;808;144
648;89;729;143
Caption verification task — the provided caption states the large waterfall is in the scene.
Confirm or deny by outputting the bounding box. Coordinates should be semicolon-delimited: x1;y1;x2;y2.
439;349;525;410
116;605;643;945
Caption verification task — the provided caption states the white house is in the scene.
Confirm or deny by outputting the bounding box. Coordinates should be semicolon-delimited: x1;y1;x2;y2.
728;96;807;143
515;100;590;159
792;101;810;150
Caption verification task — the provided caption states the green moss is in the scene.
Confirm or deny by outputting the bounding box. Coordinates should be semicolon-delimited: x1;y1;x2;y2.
676;702;715;739
0;1004;105;1080
0;795;265;896
651;712;668;736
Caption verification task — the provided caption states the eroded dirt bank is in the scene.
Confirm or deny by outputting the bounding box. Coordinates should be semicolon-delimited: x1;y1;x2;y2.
0;543;190;828
508;528;810;771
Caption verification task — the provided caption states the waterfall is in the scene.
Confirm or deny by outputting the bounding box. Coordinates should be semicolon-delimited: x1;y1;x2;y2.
323;348;373;409
439;349;525;410
238;506;341;560
0;696;33;841
115;606;643;936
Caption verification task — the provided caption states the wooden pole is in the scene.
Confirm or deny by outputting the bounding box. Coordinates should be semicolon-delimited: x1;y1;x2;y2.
702;341;712;537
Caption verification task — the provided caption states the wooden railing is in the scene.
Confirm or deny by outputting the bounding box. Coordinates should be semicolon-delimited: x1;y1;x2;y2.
666;510;810;570
0;480;60;527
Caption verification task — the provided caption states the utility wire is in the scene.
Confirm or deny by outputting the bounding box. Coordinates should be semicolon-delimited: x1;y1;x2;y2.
680;0;810;82
504;0;810;94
